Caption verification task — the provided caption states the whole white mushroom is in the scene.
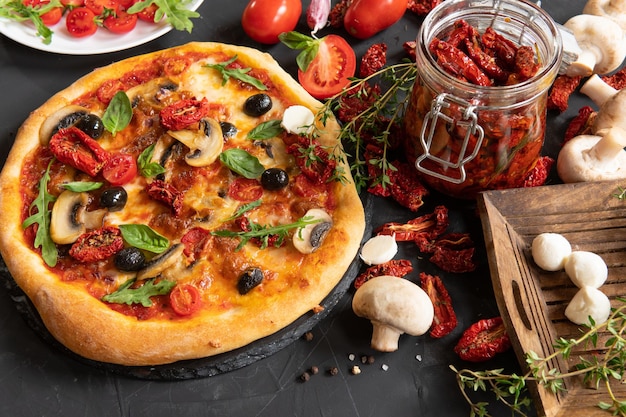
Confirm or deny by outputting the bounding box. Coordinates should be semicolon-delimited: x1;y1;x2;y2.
352;275;434;352
565;286;611;325
583;0;626;32
531;233;572;271
564;250;608;288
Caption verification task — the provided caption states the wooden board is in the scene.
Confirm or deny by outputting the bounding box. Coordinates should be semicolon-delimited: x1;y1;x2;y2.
477;179;626;417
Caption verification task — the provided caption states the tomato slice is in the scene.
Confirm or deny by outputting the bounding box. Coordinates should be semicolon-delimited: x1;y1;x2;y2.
228;178;264;202
103;10;137;33
65;7;98;37
132;1;159;22
84;0;118;15
297;35;357;100
101;153;138;186
22;0;63;26
169;284;201;316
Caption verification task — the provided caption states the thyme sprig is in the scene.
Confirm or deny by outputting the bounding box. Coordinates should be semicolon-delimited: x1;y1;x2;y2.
451;300;626;416
317;61;418;192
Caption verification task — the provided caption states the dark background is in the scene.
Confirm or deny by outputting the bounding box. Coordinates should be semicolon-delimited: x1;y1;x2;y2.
0;0;588;416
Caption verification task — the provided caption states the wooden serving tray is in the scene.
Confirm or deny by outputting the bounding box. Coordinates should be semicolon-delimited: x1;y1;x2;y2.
477;180;626;417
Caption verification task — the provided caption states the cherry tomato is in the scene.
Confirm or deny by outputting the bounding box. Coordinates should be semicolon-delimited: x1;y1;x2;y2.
241;0;302;44
84;0;118;15
132;1;159;22
65;7;98;37
228;178;264;202
22;0;63;26
169;284;201;316
103;10;138;33
116;0;133;8
297;34;356;99
344;0;409;39
60;0;85;6
101;153;138;186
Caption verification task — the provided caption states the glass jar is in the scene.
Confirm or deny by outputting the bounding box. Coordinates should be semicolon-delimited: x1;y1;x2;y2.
404;0;562;198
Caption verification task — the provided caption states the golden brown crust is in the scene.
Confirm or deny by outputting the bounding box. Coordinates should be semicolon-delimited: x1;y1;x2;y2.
0;42;365;366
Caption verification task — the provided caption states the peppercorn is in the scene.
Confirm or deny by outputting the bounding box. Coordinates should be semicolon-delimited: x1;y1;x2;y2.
300;372;310;382
303;331;314;342
310;366;319;375
328;367;339;376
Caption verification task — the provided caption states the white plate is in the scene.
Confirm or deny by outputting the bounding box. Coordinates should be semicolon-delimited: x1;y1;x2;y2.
0;0;203;55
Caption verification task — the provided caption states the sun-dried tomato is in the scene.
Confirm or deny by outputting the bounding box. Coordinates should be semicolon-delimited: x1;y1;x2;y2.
403;41;417;61
354;259;413;289
602;66;626;90
49;127;111;177
377;205;448;242
328;0;351;27
336;82;381;123
454;317;511;362
429;38;492;86
563;105;595;143
522;156;554;188
420;272;457;338
146;179;183;216
69;226;124;263
287;137;336;185
513;45;540;81
547;75;582;113
421;232;477;273
160;98;210;131
359;43;388;78
181;227;212;262
482;27;517;70
407;0;442;16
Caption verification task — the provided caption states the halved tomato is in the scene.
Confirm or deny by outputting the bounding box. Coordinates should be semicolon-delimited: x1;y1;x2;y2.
297;34;356;100
103;10;138;33
84;0;117;15
65;7;98;37
169;284;201;316
101;153;138;185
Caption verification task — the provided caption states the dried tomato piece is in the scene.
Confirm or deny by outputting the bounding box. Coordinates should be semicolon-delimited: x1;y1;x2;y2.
429;38;492;86
287;137;337;185
49;127;111;177
547;75;582;112
602;66;626;89
354;259;413;289
69;226;124;263
423;232;477;273
387;162;429;211
181;227;212;262
454;317;511;362
563;105;595;143
402;41;417;61
359;43;387;78
522;156;554;188
146;179;183;216
407;0;442;16
328;0;351;27
482;27;518;70
336;83;381;123
420;272;457;338
377;205;448;242
160;98;210;131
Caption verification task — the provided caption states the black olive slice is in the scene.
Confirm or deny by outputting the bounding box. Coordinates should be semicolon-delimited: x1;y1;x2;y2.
243;93;272;117
238;267;264;294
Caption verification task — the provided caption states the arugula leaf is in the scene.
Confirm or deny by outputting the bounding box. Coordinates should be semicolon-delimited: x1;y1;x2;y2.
0;0;56;44
212;215;322;251
223;200;262;222
204;56;268;91
102;91;132;136
278;31;321;72
247;120;284;140
219;148;265;179
62;181;103;192
21;160;57;267
127;0;199;33
119;224;169;253
137;144;166;178
101;277;176;307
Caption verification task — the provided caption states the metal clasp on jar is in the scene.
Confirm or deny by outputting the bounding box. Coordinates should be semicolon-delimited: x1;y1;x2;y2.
415;93;484;184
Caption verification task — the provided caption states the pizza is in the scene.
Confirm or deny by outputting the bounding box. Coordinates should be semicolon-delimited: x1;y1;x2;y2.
0;42;365;366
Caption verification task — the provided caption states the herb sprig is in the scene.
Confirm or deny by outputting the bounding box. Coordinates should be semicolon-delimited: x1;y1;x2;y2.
128;0;200;33
451;300;626;416
101;277;176;307
0;0;57;44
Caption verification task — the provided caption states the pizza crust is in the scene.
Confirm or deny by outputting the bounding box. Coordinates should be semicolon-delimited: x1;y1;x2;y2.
0;42;365;366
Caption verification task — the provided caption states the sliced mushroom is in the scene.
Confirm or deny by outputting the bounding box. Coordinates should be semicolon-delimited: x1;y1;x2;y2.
125;77;177;108
50;190;106;244
293;208;333;254
39;105;89;145
168;118;224;167
136;243;185;281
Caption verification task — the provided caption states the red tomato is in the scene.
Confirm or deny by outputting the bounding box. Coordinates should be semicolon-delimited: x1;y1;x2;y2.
103;10;137;33
344;0;409;39
132;1;159;22
228;178;264;202
169;284;201;316
84;0;117;15
65;7;98;37
241;0;302;44
101;153;137;185
116;0;133;8
297;34;356;99
60;0;84;6
22;0;63;26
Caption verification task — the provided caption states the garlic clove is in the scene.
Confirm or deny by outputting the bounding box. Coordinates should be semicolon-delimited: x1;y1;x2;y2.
531;232;572;271
564;286;611;326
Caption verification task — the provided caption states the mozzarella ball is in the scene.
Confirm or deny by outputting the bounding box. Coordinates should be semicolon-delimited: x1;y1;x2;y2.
564;251;608;288
360;234;398;265
564;286;611;326
531;233;572;271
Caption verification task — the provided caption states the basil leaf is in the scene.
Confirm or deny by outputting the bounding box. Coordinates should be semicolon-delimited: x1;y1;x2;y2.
278;31;320;72
138;144;166;178
247;120;284;140
62;181;103;192
101;278;176;307
119;224;169;253
102;91;132;136
205;55;268;91
219;149;265;179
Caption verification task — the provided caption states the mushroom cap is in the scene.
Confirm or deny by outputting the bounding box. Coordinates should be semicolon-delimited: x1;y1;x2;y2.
556;133;626;183
583;0;626;32
564;286;611;325
352;275;434;351
564;251;608;288
594;89;626;133
564;14;626;75
531;233;572;271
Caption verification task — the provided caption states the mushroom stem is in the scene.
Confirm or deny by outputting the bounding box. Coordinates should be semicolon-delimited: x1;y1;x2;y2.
567;49;602;77
370;322;404;352
587;127;626;166
580;74;618;106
